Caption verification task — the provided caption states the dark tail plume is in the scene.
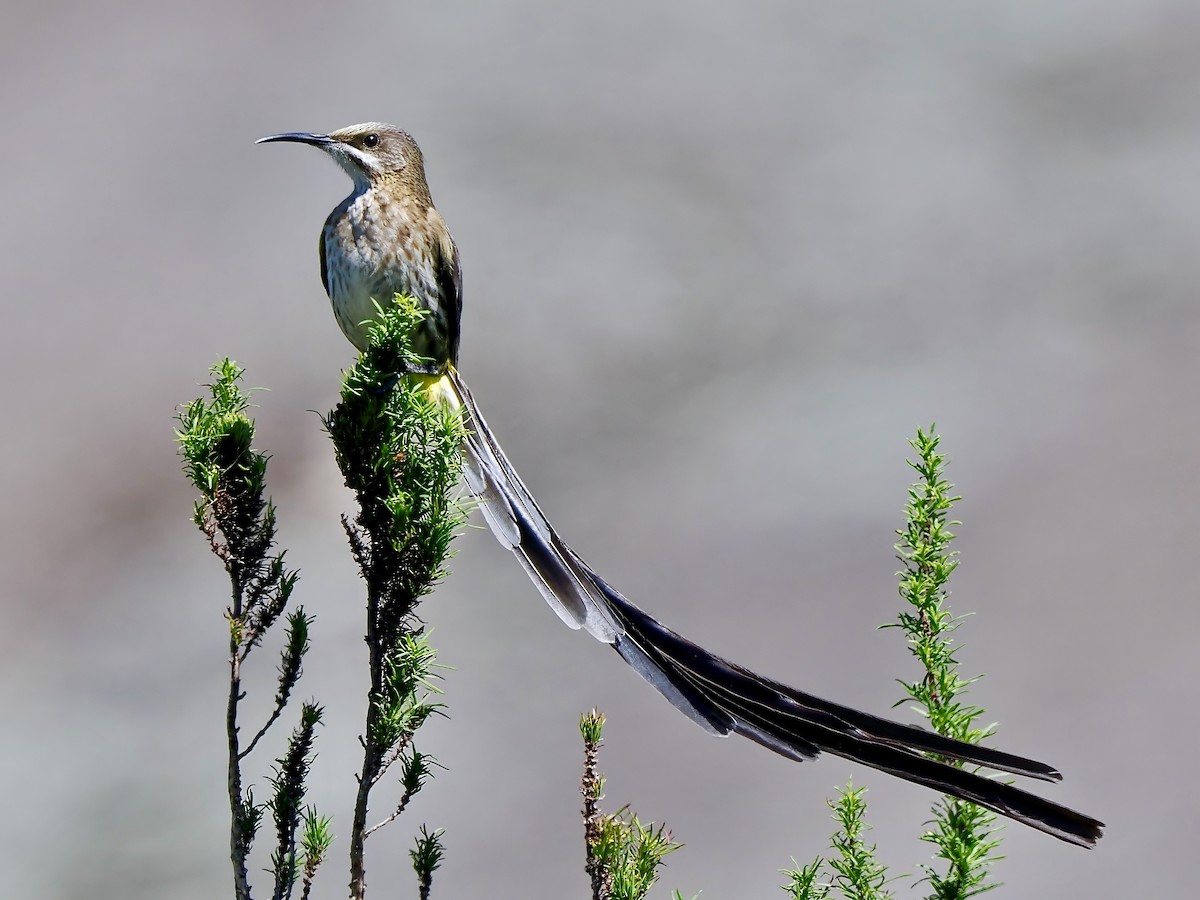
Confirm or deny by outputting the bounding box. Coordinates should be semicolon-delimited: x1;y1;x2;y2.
446;370;1104;848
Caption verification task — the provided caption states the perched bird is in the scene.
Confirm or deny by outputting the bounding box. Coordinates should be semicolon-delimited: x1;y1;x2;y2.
258;123;1104;847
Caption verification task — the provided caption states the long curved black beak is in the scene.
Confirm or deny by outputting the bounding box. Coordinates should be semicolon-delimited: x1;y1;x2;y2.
255;132;335;147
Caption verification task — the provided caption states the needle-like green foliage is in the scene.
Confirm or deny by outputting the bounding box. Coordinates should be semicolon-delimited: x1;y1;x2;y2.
579;710;684;900
783;427;1004;900
298;807;333;900
177;362;325;900
410;825;446;900
329;296;466;900
784;784;893;900
892;428;1001;899
268;702;324;900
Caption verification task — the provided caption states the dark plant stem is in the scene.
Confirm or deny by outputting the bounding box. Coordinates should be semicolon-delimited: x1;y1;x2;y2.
582;739;606;900
349;590;384;900
226;566;252;900
228;635;251;900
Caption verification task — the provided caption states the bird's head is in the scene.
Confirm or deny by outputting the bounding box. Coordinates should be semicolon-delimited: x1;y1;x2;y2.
257;122;428;196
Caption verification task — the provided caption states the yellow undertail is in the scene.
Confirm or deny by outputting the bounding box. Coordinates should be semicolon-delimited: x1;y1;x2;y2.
407;371;460;411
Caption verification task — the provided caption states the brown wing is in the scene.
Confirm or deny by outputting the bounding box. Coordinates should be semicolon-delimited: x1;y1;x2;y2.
431;215;463;366
318;221;331;298
319;233;328;295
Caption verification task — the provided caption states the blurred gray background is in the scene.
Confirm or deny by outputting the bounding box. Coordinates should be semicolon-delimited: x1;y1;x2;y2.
2;1;1195;897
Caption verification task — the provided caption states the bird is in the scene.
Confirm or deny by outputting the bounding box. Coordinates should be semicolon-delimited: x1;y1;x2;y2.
257;122;1104;848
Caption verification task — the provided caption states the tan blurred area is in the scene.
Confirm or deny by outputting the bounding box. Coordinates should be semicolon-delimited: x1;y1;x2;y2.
2;2;1195;897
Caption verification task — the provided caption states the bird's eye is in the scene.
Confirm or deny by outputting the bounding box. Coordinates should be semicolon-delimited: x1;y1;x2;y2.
363;133;381;149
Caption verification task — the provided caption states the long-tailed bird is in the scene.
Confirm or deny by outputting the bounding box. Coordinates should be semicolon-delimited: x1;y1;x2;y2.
258;123;1104;847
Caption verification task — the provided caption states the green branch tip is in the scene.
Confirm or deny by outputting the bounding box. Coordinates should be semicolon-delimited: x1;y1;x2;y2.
580;709;607;747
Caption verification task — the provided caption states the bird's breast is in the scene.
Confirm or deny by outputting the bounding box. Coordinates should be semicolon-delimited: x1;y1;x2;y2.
322;193;449;358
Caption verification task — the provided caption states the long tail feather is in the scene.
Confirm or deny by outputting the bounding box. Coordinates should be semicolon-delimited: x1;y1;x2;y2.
452;372;622;642
446;370;1104;847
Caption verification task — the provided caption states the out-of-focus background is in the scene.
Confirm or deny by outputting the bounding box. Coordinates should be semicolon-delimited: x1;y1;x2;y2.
3;2;1195;897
